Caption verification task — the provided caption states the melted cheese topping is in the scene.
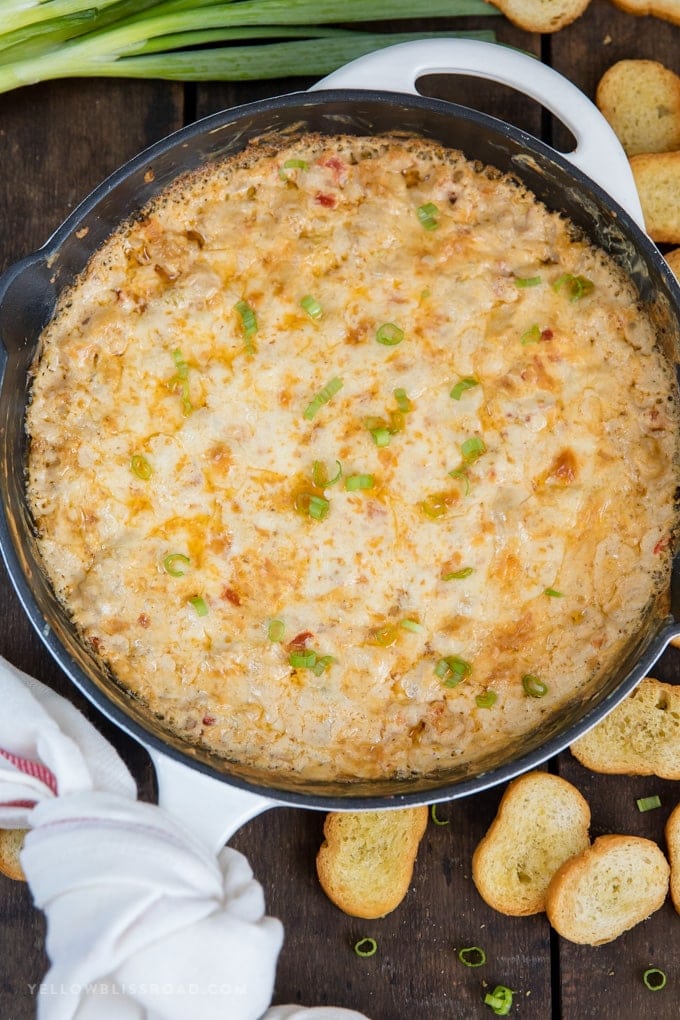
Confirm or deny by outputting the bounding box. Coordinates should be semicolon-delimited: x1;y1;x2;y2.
27;134;679;781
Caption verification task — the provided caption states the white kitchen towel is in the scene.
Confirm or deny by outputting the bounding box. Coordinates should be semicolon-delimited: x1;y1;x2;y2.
0;656;370;1020
0;655;136;827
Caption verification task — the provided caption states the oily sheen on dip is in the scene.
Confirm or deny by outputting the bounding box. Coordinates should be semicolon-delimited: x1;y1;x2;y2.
26;133;678;782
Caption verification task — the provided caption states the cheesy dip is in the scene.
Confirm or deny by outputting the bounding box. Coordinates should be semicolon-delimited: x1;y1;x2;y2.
26;133;679;782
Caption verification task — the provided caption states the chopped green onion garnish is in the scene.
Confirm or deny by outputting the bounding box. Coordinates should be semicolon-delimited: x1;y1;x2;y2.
168;351;193;413
637;795;662;813
461;436;486;463
476;690;497;709
312;459;342;488
400;618;423;633
522;673;548;698
553;272;594;301
393;387;412;412
388;409;405;433
450;376;479;400
376;322;404;346
288;648;335;673
130;454;152;480
283;158;309;171
308;494;330;521
421;492;451;517
268;619;285;643
515;275;541;288
371;624;399;647
643;968;667;991
303;376;343;420
163;553;190;577
172;348;189;378
345;473;375;491
448;468;470;496
430;804;450;826
312;654;336;676
235;298;257;338
354;937;378;958
484;985;514;1016
544;588;564;597
300;294;323;320
189;596;208;617
295;491;330;521
417;202;439;230
289;650;317;669
458;946;486;968
435;655;472;686
520;324;541;345
370;426;391;447
443;567;474;580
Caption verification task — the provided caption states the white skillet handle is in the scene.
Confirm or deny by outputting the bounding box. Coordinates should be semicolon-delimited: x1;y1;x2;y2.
311;39;644;227
148;746;275;853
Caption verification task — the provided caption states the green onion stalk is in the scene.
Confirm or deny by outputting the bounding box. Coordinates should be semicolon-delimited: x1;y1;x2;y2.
0;0;498;93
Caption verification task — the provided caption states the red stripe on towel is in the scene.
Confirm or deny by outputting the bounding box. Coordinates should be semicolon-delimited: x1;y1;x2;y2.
0;748;58;795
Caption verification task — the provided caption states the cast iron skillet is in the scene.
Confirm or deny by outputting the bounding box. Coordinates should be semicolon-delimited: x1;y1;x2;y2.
1;42;680;838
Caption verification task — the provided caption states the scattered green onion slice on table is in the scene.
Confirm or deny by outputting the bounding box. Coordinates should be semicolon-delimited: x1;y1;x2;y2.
376;322;404;346
522;673;548;698
637;795;662;813
643;967;667;991
484;985;514;1015
189;596;208;617
130;454;152;480
457;946;486;967
163;552;190;577
430;804;449;826
354;937;378;957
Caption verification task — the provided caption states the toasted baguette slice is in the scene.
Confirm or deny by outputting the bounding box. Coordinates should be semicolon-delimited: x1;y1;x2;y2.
471;772;590;916
630;151;680;244
0;829;27;882
545;834;669;945
609;0;680;25
665;247;680;280
596;60;680;156
570;677;680;779
667;802;680;914
484;0;591;32
316;807;428;918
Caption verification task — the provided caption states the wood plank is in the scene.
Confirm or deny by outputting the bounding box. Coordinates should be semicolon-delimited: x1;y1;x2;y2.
231;791;554;1019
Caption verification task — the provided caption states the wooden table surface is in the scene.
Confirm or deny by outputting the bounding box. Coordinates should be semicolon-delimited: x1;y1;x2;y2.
1;3;680;1018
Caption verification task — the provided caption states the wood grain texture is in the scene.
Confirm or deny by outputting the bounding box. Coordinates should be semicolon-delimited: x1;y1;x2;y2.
1;8;679;1019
